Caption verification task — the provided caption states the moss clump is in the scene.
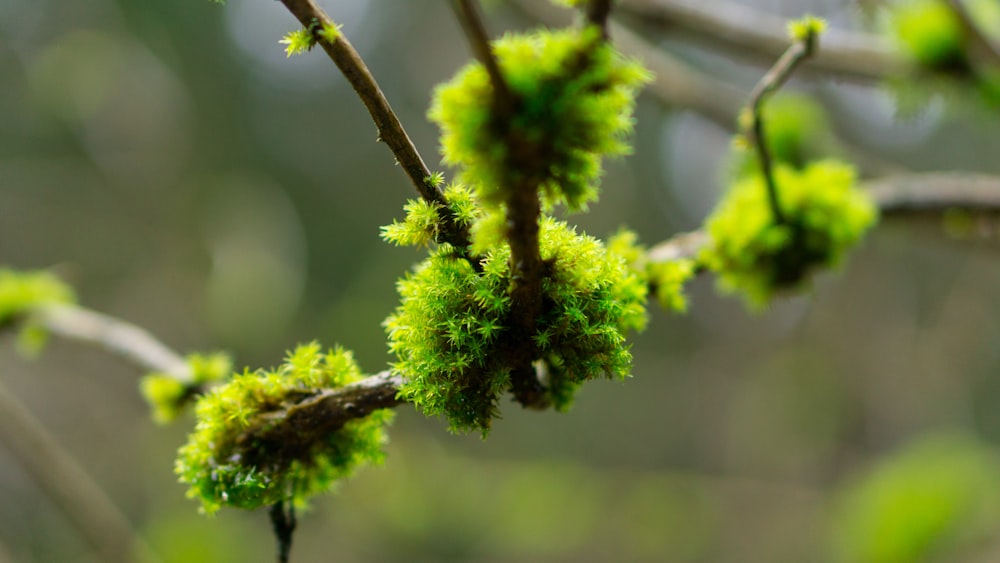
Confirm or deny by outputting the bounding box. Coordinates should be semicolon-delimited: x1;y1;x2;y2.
701;160;877;308
176;343;392;513
892;0;966;70
141;352;234;424
384;216;647;435
429;27;650;215
0;268;75;326
0;268;76;354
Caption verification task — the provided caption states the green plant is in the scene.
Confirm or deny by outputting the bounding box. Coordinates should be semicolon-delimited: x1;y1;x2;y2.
5;1;1000;561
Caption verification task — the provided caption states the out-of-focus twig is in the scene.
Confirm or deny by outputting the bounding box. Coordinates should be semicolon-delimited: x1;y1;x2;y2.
617;0;905;81
32;304;191;382
0;376;159;562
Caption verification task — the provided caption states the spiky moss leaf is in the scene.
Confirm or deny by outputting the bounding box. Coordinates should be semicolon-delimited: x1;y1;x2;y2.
701;160;877;309
382;184;479;248
386;217;647;435
891;0;965;70
280;29;314;58
429;27;650;215
176;343;392;513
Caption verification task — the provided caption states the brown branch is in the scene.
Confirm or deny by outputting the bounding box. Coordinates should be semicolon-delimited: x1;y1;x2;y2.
269;501;296;563
0;376;160;562
449;0;549;408
31;304;192;382
744;24;821;225
644;172;1000;268
452;0;516;115
617;0;906;81
586;0;615;38
276;0;472;251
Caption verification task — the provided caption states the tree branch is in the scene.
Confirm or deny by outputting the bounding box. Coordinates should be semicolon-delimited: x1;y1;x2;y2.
31;304;192;382
586;0;615;38
617;0;905;81
0;376;159;562
269;501;296;563
744;24;820;225
276;0;472;251
451;0;516;115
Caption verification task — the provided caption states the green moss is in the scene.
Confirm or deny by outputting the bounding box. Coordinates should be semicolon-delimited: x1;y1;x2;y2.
0;268;76;354
0;268;75;325
732;93;833;176
892;0;966;70
429;27;650;215
140;352;234;424
701;160;877;309
607;229;694;313
175;343;392;513
385;216;647;435
382;184;479;248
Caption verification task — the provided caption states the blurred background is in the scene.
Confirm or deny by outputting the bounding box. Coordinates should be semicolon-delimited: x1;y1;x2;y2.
3;0;1000;561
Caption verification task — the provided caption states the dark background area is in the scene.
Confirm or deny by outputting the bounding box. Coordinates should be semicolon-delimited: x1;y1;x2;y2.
3;1;1000;561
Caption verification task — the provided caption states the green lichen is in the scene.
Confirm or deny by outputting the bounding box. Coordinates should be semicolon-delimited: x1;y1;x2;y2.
429;27;650;215
385;216;647;435
176;343;392;513
701;160;877;309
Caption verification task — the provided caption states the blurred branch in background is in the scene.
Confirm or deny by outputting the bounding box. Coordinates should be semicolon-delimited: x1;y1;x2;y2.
0;377;158;562
616;0;906;81
507;0;908;178
33;305;191;382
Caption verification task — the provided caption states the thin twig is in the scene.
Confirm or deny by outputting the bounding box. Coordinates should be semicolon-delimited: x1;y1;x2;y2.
745;27;821;225
586;0;615;38
32;304;192;382
276;0;472;251
617;0;904;81
0;376;160;562
452;0;516;115
269;501;296;563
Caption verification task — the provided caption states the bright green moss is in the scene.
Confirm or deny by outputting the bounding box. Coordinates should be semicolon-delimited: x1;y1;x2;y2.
607;229;693;313
429;27;650;214
176;343;392;513
280;29;314;58
892;0;965;70
0;268;76;353
142;374;190;424
385;217;647;435
0;268;75;325
701;160;877;309
140;352;234;424
382;184;479;248
732;93;833;176
786;15;827;43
